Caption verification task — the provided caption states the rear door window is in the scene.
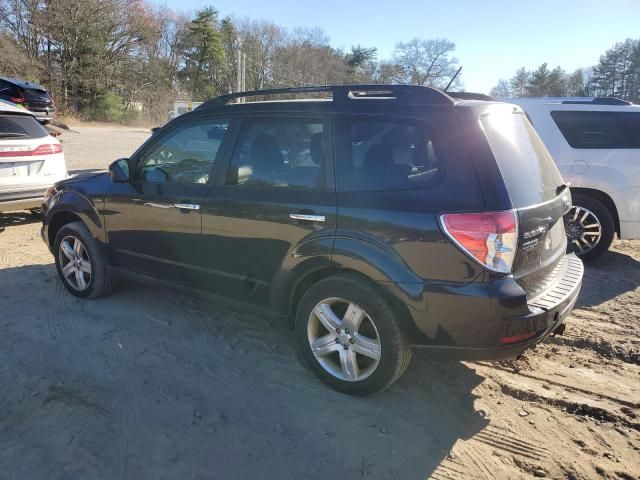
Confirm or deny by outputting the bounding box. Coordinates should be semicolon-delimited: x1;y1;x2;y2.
550;111;640;149
0;114;48;139
336;116;442;192
481;111;564;207
226;117;326;189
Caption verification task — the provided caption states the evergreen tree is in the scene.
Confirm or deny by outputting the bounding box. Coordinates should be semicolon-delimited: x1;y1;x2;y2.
180;6;226;101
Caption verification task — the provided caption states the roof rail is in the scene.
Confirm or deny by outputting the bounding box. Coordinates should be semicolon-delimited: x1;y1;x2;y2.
197;84;454;109
447;91;495;101
561;97;631;106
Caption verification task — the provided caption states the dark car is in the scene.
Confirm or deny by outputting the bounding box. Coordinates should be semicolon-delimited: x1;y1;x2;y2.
41;85;583;395
0;77;56;124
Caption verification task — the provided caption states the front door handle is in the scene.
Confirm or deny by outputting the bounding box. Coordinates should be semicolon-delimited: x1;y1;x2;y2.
143;201;173;209
143;201;200;211
174;203;200;211
289;213;325;223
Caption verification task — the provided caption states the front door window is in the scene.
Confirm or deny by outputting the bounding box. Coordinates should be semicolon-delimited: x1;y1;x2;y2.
137;120;230;184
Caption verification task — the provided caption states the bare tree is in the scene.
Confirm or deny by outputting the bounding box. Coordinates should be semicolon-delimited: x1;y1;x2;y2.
0;0;43;59
237;18;286;89
386;38;461;89
490;79;511;99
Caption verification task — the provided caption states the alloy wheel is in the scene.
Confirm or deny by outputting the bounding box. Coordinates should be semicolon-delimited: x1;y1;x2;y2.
307;297;382;382
58;235;92;291
566;206;602;255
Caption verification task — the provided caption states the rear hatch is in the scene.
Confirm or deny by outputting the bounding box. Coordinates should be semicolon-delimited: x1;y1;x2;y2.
24;88;54;111
480;106;570;295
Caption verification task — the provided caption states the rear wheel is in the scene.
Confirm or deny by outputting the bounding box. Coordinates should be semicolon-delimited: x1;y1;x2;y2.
566;194;615;262
53;221;117;298
295;274;411;395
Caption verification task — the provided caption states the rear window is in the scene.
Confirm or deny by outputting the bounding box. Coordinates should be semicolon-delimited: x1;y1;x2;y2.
336;116;442;192
481;111;564;207
550;110;640;149
24;88;51;101
0;114;48;139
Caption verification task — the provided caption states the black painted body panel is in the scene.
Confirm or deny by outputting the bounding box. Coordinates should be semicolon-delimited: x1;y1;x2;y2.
41;93;582;358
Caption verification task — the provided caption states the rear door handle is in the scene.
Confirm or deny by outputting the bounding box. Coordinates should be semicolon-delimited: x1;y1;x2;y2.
289;213;325;223
174;203;200;211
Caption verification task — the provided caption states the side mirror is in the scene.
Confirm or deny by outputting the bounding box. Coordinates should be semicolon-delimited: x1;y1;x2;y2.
151;127;161;136
109;158;130;182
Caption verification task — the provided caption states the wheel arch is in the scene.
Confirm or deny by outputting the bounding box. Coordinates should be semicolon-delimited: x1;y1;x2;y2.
48;211;83;248
45;192;105;248
570;187;620;237
288;266;425;344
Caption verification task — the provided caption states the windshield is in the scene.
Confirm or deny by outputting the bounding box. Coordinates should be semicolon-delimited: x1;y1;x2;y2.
481;111;564;207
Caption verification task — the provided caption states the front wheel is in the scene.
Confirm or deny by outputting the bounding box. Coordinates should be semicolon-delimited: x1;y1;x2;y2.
53;221;117;298
295;274;412;395
566;194;615;262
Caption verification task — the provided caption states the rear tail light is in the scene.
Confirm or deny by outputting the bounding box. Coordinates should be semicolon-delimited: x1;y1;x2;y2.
0;143;63;157
440;210;518;274
32;143;63;155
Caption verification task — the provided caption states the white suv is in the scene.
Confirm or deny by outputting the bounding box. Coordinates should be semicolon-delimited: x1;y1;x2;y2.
0;100;67;212
513;97;639;261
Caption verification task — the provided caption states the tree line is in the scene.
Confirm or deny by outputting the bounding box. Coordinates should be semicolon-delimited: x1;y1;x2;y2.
2;1;637;126
490;38;640;102
0;0;462;124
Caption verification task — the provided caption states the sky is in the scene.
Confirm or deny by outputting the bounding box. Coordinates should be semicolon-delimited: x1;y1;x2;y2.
155;0;640;94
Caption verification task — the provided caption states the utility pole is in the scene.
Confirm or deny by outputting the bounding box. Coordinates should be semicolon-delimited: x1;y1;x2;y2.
236;49;242;101
236;50;247;102
242;53;247;95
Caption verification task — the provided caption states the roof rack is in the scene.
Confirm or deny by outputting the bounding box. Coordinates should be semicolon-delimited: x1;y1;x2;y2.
447;91;495;101
561;97;632;106
198;84;455;109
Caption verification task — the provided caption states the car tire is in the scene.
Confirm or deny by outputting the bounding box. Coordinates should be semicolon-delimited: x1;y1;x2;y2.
53;221;117;299
295;274;412;395
567;194;615;262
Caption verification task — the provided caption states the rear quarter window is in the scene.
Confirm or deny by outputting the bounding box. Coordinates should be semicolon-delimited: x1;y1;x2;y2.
550;110;640;149
0;114;48;139
336;115;443;192
480;111;564;207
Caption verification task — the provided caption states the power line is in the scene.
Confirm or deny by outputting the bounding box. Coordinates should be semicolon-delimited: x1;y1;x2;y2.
243;55;316;87
245;66;295;88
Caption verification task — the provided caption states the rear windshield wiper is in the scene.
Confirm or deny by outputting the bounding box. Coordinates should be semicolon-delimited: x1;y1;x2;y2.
0;132;28;138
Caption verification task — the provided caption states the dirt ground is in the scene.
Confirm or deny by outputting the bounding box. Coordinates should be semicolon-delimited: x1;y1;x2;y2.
0;126;638;480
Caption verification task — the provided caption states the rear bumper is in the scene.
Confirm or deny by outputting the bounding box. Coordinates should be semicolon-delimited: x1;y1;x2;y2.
390;254;583;359
415;278;580;360
30;109;55;122
0;187;48;212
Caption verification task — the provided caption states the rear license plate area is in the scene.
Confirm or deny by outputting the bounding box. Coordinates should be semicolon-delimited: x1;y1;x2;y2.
0;161;43;177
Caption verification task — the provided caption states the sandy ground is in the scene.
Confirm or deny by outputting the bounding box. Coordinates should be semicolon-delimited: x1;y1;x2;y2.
0;126;638;479
59;125;151;173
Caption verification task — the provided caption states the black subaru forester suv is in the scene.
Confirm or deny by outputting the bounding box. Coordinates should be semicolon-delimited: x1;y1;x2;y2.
41;85;583;395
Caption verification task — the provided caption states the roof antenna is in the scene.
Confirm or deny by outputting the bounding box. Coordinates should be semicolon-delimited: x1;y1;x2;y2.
444;66;462;92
